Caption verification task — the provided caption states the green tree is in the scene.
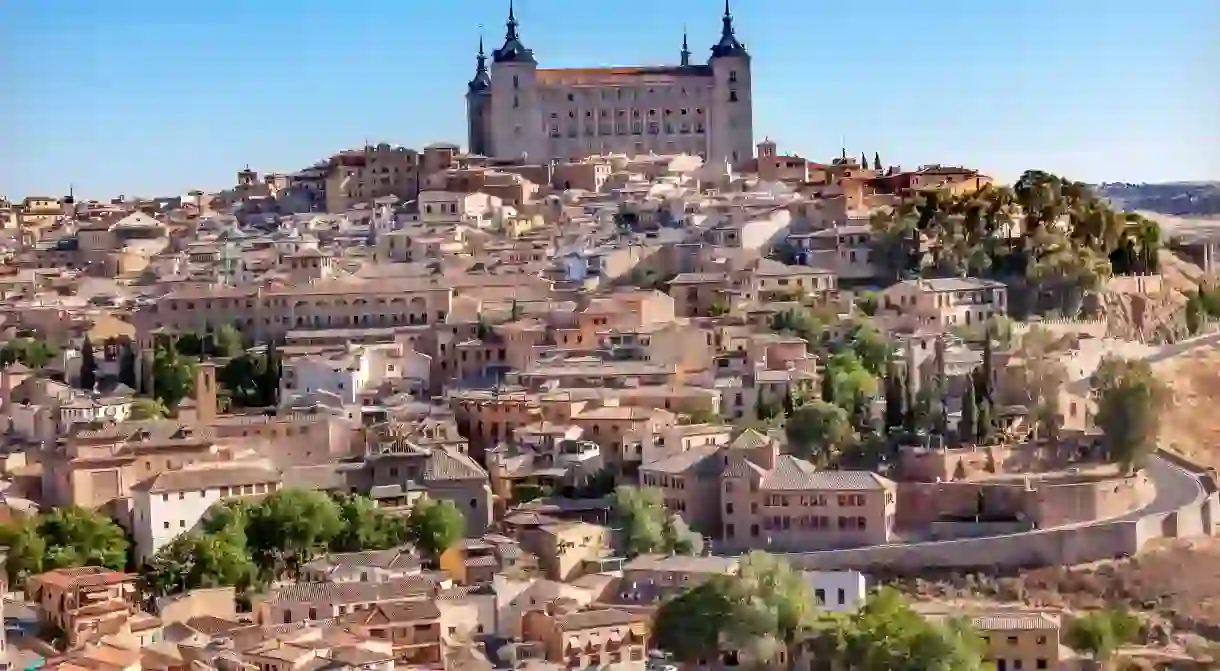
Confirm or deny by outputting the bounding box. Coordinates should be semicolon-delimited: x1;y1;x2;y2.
845;319;891;377
882;362;904;431
139;531;256;598
130;397;168;420
1186;289;1204;335
873;152;882;171
219;352;269;407
688;407;722;425
653;576;736;664
37;506;129;571
0;519;46;585
212;324;246;359
1092;357;1169;473
405;497;466;565
825;351;878;409
151;346;196;410
959;378;978;445
511;483;551;504
261;340;281;407
612;486;668;557
1064;609;1142;664
0;338;60;369
175;332;205;357
856;291;880;317
829;587;988;670
784;400;854;467
330;493;406;553
78;336;97;391
118;342;138;389
246;489;343;577
820;367;836;405
975;398;994;445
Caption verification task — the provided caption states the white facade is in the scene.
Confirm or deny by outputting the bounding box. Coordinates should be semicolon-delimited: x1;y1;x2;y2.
467;3;754;168
418;190;500;225
802;570;867;613
58;395;132;431
281;343;431;405
132;465;280;561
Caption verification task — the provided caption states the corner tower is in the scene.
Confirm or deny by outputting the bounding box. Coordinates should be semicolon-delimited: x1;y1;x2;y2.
466;36;493;157
708;0;754;169
488;0;544;162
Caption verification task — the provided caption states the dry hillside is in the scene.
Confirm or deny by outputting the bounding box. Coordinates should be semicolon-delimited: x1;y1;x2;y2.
1094;249;1208;342
1156;344;1220;471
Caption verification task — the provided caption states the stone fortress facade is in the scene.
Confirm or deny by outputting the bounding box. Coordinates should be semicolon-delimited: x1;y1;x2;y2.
466;1;755;168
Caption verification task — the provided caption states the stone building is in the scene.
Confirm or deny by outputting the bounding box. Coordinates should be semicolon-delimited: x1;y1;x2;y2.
466;1;754;167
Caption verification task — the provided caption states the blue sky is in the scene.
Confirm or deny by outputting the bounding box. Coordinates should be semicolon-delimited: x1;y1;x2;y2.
2;0;1216;199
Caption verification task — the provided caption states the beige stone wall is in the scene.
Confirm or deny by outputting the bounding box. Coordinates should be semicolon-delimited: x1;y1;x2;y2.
783;451;1217;572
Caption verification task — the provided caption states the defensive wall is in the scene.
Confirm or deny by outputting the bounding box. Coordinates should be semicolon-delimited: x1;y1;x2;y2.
783;450;1219;573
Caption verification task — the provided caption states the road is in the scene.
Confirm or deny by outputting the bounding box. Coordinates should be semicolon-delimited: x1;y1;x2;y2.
1114;454;1204;522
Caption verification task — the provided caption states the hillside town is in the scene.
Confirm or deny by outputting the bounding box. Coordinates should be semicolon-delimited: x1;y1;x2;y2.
2;4;1220;671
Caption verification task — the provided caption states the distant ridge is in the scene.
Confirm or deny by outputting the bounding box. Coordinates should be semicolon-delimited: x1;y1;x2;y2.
1094;182;1220;217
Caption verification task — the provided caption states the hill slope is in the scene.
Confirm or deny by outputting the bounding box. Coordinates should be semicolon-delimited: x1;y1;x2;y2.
1097;182;1220;217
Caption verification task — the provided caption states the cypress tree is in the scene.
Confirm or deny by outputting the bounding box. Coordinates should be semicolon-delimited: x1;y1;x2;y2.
980;324;994;403
782;387;796;417
976;398;993;445
820;368;836;405
883;362;904;430
902;370;917;433
861;152;869;168
261;339;281;407
79;335;97;391
118;342;137;389
873;152;882;171
959;377;977;444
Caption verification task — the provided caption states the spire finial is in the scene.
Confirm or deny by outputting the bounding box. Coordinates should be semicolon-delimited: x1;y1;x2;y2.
724;0;731;18
680;25;691;67
505;0;519;41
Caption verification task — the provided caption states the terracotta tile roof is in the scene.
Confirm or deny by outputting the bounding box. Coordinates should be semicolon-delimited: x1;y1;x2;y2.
336;600;440;626
133;462;280;493
759;456;893;491
265;576;434;605
558;608;646;630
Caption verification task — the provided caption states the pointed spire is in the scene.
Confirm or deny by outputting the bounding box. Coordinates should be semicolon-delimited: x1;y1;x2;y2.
721;0;733;35
469;33;491;93
506;0;518;41
493;0;535;64
710;0;748;59
680;27;691;67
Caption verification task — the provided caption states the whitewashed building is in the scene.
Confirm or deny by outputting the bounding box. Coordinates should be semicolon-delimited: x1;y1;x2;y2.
131;462;281;561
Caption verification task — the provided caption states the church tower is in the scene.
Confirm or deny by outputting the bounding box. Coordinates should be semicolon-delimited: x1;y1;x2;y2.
466;36;493;157
708;0;754;169
488;0;543;162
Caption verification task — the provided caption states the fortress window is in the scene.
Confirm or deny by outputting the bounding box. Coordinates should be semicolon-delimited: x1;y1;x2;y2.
567;93;575;102
513;75;519;89
729;91;738;102
729;70;738;83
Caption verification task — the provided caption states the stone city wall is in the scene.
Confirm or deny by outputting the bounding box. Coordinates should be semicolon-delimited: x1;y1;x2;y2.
781;450;1213;572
